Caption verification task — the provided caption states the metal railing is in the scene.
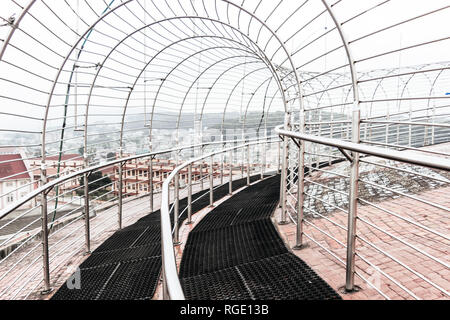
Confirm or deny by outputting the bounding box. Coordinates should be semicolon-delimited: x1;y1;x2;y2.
160;138;278;300
276;125;450;300
0;136;279;299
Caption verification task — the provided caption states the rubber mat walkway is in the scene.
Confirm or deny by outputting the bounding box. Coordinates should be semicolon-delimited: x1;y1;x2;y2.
179;175;341;300
51;176;260;300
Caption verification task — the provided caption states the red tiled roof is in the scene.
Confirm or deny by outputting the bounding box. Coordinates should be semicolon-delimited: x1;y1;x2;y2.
0;154;31;180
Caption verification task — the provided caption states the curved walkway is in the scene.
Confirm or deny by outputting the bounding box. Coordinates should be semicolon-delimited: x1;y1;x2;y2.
51;176;260;300
179;175;341;300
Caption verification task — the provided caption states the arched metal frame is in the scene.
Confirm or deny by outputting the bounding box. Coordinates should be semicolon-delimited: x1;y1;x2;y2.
0;0;449;301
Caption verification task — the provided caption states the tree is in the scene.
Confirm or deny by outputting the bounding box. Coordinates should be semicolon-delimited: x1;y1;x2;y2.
76;171;112;197
106;152;116;161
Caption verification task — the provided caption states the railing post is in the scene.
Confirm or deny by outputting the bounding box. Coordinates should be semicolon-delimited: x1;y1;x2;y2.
346;147;360;292
209;156;214;207
200;145;204;190
246;144;250;186
279;113;290;225
174;173;181;245
83;171;91;254
220;150;224;185
228;149;233;195
294;138;306;250
162;266;168;300
241;143;244;179
149;157;154;213
277;139;281;173
261;142;265;180
187;164;193;224
40;163;52;294
118;161;123;230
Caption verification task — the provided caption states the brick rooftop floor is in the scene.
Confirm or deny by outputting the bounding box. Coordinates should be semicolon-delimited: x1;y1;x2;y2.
276;142;450;300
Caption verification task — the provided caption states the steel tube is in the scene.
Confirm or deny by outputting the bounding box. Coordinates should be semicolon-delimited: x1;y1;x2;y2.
149;157;154;213
209;156;214;207
279;113;291;225
187;164;193;224
246;145;250;186
118;162;123;230
40;188;51;295
294;139;305;250
275;127;450;171
83;172;91;254
174;173;181;245
229;149;233;195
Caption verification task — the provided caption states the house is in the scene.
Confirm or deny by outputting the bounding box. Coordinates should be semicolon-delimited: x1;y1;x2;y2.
0;153;34;210
27;154;84;196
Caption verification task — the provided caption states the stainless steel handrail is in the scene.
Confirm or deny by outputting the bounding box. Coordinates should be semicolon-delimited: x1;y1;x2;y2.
0;136;277;221
160;138;278;300
276;124;450;298
275;125;450;171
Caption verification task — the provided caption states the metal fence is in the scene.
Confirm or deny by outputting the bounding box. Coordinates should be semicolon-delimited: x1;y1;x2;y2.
276;125;449;300
0;136;279;299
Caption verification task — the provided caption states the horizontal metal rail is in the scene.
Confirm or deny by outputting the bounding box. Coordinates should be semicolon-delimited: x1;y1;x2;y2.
275;125;450;171
277;125;449;299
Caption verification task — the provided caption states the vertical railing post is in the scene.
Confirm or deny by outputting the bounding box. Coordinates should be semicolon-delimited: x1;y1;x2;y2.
149;157;154;213
228;148;233;195
320;3;361;292
279;112;290;225
118;161;123;230
83;171;91;254
200;145;204;191
246;144;250;186
220;149;224;185
277;139;281;173
40;163;52;294
174;173;181;245
209;156;214;207
294;137;306;250
346;150;360;292
162;266;168;300
241;142;244;179
187;163;193;224
260;142;265;180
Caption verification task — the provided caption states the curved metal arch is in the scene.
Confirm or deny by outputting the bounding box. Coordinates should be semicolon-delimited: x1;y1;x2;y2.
219;66;273;134
40;0;134;162
242;77;274;134
179;0;305;120
148;45;264;132
256;77;274;135
12;0;300;162
320;0;361;293
175;58;264;141
118;40;262;152
425;65;450;144
397;65;435;146
220;0;305;119
84;29;256;158
0;0;37;61
144;15;290;120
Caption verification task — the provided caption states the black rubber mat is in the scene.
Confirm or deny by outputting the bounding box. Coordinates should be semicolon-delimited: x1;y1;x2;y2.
51;175;262;300
180;175;342;300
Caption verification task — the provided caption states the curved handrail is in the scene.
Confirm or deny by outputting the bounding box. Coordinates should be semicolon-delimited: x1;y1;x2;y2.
160;138;278;300
275;125;450;171
0;136;277;221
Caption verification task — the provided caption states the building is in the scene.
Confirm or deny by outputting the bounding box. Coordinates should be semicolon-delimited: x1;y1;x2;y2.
27;154;84;196
0;153;34;210
110;157;243;197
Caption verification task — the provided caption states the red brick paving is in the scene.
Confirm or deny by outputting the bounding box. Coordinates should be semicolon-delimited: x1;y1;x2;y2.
277;185;450;300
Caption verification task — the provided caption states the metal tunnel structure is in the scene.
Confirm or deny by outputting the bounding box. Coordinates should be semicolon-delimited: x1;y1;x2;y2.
0;0;449;300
